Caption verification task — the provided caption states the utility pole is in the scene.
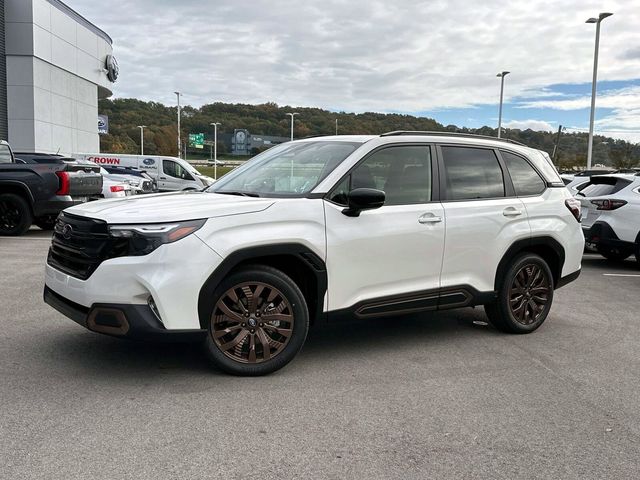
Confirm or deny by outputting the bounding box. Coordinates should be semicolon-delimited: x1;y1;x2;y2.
586;12;613;170
137;125;146;156
552;125;564;162
286;112;299;141
210;122;221;179
175;91;181;158
496;71;510;138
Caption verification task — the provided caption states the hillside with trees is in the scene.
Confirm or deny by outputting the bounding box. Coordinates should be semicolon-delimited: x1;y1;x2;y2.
98;98;639;170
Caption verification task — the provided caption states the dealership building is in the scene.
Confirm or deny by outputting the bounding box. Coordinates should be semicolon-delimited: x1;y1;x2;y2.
0;0;115;154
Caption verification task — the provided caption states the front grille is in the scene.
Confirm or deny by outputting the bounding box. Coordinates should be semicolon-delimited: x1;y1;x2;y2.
47;213;128;280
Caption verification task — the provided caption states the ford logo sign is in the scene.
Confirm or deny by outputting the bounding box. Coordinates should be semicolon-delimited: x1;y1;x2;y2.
143;158;155;166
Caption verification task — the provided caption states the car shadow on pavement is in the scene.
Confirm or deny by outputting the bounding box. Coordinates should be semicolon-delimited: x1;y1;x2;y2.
40;307;497;379
581;255;639;272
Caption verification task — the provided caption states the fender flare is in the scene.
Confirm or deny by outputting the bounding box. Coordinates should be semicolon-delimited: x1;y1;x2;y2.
197;243;328;328
0;180;35;205
494;236;565;290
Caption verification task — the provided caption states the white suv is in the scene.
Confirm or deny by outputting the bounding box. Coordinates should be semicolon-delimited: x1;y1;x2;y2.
44;132;584;375
577;173;640;263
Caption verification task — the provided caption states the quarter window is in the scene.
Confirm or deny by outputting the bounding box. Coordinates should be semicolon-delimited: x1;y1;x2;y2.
501;151;546;196
329;145;432;206
442;147;505;200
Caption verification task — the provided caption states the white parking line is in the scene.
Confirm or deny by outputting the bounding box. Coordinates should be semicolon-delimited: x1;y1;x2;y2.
603;274;640;277
0;237;51;240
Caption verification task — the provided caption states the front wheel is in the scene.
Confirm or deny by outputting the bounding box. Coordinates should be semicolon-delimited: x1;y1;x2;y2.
204;265;309;376
485;253;554;334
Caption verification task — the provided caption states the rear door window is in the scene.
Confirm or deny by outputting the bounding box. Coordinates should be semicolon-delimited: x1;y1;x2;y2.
441;146;505;200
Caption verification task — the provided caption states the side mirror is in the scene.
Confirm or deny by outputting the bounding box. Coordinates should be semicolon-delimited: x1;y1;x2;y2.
342;188;385;217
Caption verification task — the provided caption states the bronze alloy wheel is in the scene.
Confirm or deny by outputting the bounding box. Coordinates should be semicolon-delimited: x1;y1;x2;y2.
508;263;551;325
210;281;294;364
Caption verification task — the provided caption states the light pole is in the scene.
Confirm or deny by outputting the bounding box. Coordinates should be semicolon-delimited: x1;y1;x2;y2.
286;112;299;141
210;122;221;179
174;91;181;158
335;118;338;135
496;71;510;138
137;125;146;155
586;12;613;170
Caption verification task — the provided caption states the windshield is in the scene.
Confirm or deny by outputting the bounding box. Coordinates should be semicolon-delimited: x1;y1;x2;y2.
207;141;362;197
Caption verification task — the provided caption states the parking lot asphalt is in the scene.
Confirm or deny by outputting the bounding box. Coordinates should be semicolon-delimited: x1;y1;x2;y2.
1;231;639;480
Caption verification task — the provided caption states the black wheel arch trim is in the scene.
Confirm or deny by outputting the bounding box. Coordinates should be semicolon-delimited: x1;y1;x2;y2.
197;243;328;329
0;180;36;205
495;237;565;290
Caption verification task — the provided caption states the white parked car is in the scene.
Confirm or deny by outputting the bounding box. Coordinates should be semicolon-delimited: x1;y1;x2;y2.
577;173;640;262
44;132;584;375
100;168;133;198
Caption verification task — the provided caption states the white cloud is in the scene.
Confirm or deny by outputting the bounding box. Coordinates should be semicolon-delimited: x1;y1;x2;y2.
67;0;640;114
503;119;555;132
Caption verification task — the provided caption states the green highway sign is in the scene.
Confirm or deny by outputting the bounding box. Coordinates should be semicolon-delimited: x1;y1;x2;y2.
188;133;205;149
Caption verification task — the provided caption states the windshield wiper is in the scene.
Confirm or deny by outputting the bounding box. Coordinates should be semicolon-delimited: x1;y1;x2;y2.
215;191;260;197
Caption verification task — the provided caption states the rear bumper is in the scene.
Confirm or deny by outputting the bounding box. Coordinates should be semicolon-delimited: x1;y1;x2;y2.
556;269;581;289
33;197;85;217
44;286;206;342
583;222;635;250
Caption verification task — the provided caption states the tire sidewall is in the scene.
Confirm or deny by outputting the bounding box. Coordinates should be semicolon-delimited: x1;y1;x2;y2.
204;265;309;376
498;253;554;333
0;193;32;236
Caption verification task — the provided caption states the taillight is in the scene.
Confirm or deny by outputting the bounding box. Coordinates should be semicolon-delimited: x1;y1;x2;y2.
565;198;581;222
55;171;70;195
110;185;125;193
590;199;627;210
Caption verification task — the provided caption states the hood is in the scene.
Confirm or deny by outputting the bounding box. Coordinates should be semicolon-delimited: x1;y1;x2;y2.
65;191;275;223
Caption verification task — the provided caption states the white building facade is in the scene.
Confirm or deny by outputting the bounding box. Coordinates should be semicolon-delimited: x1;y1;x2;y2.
2;0;115;154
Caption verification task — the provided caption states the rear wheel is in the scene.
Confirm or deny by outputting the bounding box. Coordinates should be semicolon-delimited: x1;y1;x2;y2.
485;253;554;334
597;245;633;262
0;193;32;236
204;265;309;376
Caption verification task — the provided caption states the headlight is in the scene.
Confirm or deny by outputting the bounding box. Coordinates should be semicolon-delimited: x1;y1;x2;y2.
108;219;206;255
199;176;214;186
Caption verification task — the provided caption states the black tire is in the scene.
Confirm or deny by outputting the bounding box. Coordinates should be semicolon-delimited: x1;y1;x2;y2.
0;193;32;236
485;253;554;334
35;218;57;230
204;264;309;376
597;245;632;262
635;242;640;266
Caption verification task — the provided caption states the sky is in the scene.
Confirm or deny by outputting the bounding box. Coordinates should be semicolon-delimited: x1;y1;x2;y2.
70;0;640;141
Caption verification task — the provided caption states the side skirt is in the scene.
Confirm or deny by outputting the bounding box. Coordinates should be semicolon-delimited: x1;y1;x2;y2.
326;285;496;322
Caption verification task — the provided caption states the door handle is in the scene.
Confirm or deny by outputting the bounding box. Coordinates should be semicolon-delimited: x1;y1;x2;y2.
160;176;167;180
503;206;523;217
418;213;442;224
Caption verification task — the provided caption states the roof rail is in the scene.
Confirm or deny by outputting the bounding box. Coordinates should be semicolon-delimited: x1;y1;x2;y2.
380;130;526;146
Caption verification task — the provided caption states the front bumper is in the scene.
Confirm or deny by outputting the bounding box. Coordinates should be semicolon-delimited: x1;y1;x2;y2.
44;233;223;331
44;286;205;341
583;221;635;250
